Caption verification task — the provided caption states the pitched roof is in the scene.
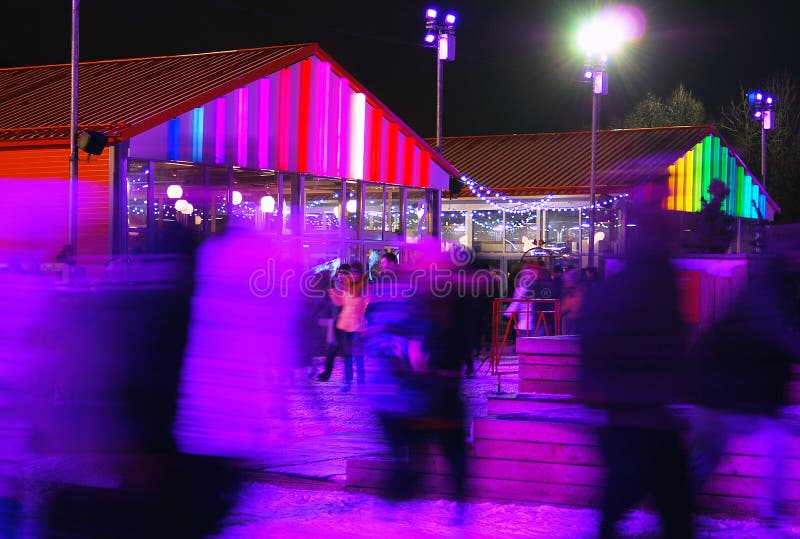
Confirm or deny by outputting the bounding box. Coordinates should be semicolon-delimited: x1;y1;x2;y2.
0;45;311;143
434;126;738;196
0;44;458;176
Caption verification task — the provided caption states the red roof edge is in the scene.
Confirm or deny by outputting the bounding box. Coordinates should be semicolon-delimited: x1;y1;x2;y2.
118;44;319;140
303;45;460;179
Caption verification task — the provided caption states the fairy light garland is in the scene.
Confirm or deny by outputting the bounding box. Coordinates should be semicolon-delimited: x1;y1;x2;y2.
453;175;629;213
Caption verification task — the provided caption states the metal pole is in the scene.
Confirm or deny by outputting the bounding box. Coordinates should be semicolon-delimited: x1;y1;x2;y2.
761;123;767;188
69;0;80;261
588;90;598;268
436;55;443;153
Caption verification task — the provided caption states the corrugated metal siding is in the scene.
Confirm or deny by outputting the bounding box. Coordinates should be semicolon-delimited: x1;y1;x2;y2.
0;45;309;142
0;147;110;259
434;126;714;195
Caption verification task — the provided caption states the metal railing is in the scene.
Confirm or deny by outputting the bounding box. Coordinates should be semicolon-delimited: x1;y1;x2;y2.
479;298;561;385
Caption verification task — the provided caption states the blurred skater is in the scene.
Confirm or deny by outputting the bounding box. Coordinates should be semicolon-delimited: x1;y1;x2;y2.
687;247;800;524
41;223;244;539
579;180;693;539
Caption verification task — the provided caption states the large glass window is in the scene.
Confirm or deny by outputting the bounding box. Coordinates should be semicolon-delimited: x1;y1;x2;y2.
232;169;278;233
504;212;538;254
127;160;149;229
544;210;578;253
126;160;150;254
405;188;430;243
441;210;467;246
384;186;402;239
282;174;301;235
206;167;228;235
344;181;360;239
304;177;342;234
364;183;384;240
153;162;204;240
471;210;505;253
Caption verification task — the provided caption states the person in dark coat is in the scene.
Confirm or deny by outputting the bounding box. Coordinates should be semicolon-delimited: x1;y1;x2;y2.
578;182;692;539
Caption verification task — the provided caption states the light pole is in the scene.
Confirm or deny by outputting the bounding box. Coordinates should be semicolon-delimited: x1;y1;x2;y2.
747;90;775;188
577;8;641;268
69;0;80;266
582;54;607;269
423;7;456;154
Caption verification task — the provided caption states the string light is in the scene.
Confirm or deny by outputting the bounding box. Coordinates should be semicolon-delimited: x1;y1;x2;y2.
458;174;628;212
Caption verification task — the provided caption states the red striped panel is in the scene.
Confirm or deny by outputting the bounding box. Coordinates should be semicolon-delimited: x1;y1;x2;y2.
418;150;430;187
403;137;415;186
387;123;399;183
277;68;291;171
370;107;382;181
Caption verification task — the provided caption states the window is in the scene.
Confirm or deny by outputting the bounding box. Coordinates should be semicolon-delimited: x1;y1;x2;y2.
232;169;278;233
405;188;430;242
364;183;384;240
304;177;342;234
472;210;505;253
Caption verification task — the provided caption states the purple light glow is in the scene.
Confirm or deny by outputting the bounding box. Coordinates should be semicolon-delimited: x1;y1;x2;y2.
257;78;270;169
445;13;456;25
425;7;437;20
424;32;436;44
236;87;249;167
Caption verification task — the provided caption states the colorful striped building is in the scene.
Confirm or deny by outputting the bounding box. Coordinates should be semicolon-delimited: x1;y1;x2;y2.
0;44;457;273
438;126;778;272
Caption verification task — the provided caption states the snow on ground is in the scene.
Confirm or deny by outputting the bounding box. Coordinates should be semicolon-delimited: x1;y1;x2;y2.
208;357;799;538
215;481;799;538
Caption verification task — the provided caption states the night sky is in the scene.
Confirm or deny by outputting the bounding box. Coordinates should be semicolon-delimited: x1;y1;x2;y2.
3;1;797;138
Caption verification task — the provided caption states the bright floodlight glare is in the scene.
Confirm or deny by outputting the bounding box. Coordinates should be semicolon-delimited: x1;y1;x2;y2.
445;13;456;25
578;17;623;55
426;7;437;20
766;96;774;105
578;5;643;55
583;69;594;80
756;92;763;101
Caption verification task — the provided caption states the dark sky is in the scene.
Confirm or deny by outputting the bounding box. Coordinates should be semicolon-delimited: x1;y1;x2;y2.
3;1;796;138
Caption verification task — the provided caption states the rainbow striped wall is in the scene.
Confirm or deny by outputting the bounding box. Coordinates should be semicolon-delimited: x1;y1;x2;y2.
128;56;446;189
665;134;768;219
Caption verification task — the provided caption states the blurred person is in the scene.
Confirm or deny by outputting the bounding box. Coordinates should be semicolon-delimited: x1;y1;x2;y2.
315;264;349;382
578;180;693;539
327;262;369;392
378;250;399;275
504;262;556;337
40;222;245;539
379;240;473;522
298;268;334;382
559;267;589;335
687;248;799;524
